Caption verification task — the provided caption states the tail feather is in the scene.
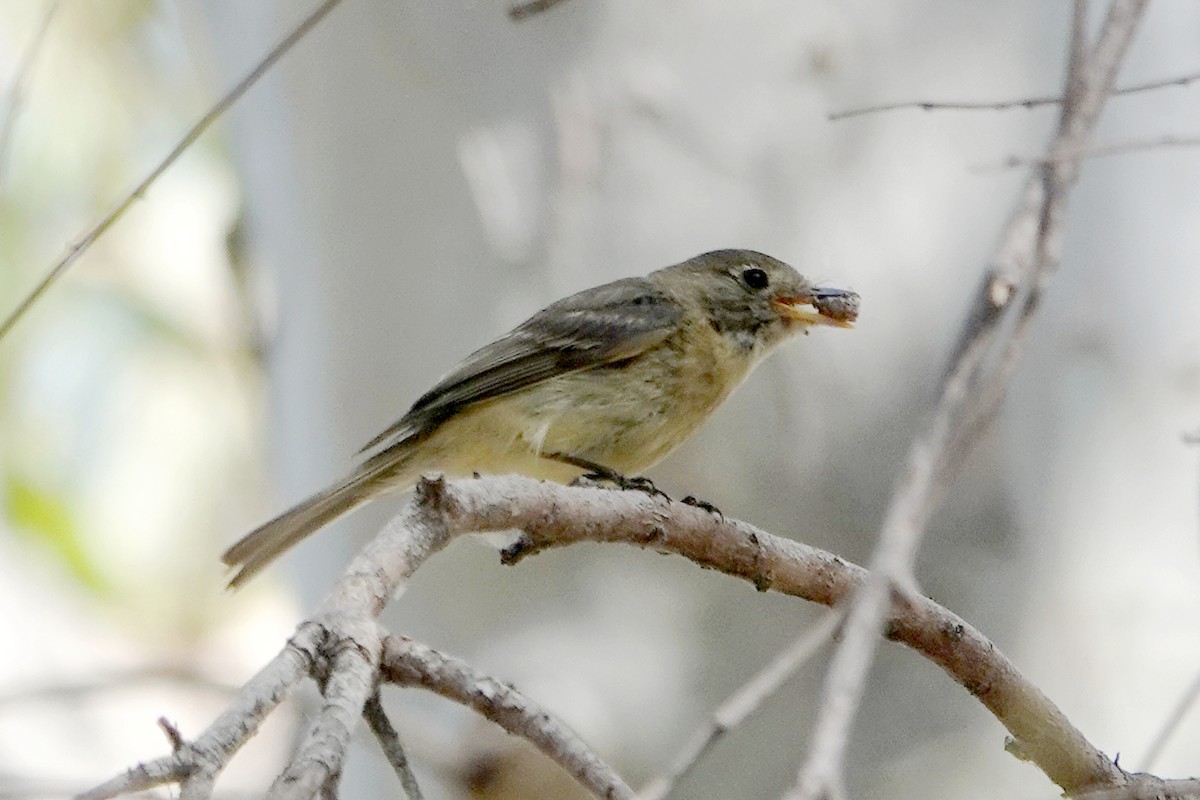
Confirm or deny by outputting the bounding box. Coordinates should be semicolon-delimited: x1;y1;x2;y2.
226;462;386;587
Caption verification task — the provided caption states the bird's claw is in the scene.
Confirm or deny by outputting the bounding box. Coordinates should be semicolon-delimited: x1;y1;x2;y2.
569;472;606;489
571;471;670;500
681;495;723;519
619;475;670;500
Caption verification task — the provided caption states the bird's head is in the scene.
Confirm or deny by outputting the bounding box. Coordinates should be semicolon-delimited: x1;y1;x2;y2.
657;249;858;354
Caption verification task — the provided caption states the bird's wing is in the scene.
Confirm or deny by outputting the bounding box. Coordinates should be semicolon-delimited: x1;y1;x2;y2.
358;276;683;453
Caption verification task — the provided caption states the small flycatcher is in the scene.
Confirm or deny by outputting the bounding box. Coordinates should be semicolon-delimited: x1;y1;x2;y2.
223;249;858;587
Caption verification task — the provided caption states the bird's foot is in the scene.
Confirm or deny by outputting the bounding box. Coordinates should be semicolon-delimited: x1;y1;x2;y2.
569;472;603;489
681;495;723;519
550;451;670;500
613;473;671;500
570;469;670;501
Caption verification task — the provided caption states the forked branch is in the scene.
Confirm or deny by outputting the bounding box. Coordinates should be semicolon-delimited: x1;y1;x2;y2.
78;475;1198;800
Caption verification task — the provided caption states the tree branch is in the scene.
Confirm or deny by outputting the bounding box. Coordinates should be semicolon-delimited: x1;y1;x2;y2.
363;692;425;800
785;2;1151;797
76;624;319;800
268;617;383;800
80;472;1198;799
827;68;1200;121
639;612;842;800
1139;664;1200;772
981;134;1200;170
381;634;636;800
477;476;1125;794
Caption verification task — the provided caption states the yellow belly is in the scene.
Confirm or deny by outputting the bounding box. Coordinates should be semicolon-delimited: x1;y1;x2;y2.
404;324;760;483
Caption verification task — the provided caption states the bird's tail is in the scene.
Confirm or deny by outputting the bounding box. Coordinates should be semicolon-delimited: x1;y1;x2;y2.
222;447;410;589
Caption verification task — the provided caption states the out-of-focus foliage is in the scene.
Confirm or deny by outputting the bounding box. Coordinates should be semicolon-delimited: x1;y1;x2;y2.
0;4;300;793
3;470;94;589
0;1;263;624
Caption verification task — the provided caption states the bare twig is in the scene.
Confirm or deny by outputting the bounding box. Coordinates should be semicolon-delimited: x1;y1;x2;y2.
0;0;343;344
639;612;842;800
363;692;425;800
786;3;1150;798
1140;665;1200;772
828;68;1200;121
382;634;636;800
0;0;60;189
509;0;571;21
156;718;185;753
269;617;383;800
981;134;1200;170
76;624;319;800
1062;0;1089;122
72;753;192;800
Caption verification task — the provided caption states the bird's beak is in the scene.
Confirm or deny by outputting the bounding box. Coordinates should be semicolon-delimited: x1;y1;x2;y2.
773;287;859;328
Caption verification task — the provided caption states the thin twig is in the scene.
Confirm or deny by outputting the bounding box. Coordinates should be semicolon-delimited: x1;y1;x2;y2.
1140;665;1200;772
639;612;842;800
785;2;1150;799
0;0;343;344
0;0;60;190
828;67;1200;121
980;134;1200;170
382;633;637;800
71;753;193;800
76;624;319;800
509;0;571;21
156;717;185;753
363;692;425;800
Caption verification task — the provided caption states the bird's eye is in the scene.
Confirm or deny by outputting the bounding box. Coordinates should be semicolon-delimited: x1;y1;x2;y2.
742;267;769;290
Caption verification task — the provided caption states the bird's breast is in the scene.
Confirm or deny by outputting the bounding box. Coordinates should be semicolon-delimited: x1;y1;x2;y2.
531;324;758;472
415;323;763;482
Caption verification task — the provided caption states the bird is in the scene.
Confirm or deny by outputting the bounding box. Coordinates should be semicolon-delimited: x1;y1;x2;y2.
222;249;858;587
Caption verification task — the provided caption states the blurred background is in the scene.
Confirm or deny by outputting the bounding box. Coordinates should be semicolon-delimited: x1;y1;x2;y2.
1;1;1199;798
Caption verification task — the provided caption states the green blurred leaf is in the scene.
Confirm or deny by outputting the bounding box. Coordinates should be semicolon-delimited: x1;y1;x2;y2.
4;471;108;593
